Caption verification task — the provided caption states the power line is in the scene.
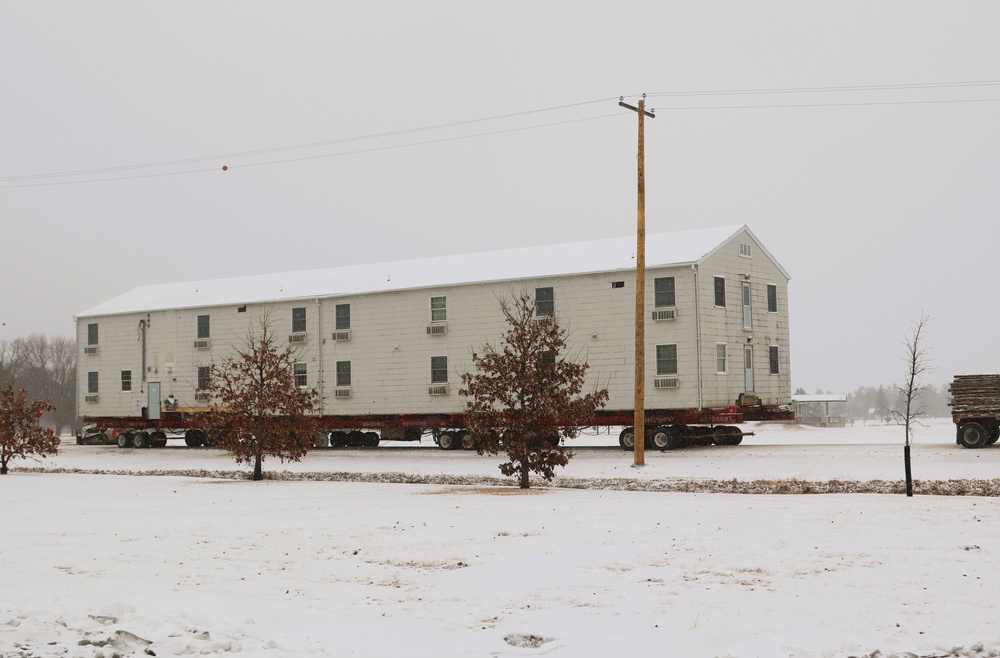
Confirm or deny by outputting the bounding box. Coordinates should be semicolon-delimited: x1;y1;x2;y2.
0;97;619;184
653;97;1000;111
644;79;1000;98
0;112;624;188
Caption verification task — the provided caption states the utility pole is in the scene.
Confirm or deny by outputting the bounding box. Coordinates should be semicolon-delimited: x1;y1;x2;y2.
619;95;655;467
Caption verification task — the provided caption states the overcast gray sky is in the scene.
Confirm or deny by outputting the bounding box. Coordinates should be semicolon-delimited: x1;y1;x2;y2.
2;2;998;394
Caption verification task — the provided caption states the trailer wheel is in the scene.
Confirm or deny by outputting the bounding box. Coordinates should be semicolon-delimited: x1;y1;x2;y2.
618;427;635;450
987;424;1000;446
459;431;476;450
150;431;168;448
958;422;989;449
132;431;150;449
330;431;347;448
363;431;380;448
438;432;458;450
652;428;670;450
117;432;133;448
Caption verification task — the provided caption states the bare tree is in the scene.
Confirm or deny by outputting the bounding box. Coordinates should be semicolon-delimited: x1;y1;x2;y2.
202;315;320;481
0;385;57;474
460;292;609;489
0;334;77;435
890;313;932;497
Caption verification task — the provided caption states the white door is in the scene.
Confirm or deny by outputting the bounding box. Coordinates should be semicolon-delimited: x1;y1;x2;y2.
742;281;753;330
744;345;755;393
148;382;161;420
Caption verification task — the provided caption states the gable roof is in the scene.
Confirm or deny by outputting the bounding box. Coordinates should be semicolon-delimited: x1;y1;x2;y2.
77;224;782;318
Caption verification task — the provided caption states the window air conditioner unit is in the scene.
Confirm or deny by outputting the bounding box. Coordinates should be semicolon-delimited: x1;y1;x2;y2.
426;324;448;336
654;377;679;389
193;339;211;349
289;333;307;344
194;391;211;402
331;330;351;342
334;388;352;399
652;309;677;321
84;346;99;355
428;384;448;396
84;394;99;403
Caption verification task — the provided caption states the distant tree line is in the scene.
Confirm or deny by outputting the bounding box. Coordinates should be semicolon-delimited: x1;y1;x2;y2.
0;334;76;435
796;383;952;423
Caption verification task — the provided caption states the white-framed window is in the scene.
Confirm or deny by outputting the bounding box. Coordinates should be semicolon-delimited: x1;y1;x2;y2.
336;360;352;387
335;304;351;331
430;296;447;323
294;362;308;388
654;277;675;308
716;344;727;374
431;356;448;384
197;315;210;339
87;371;99;394
656;344;678;376
87;323;99;346
739;242;752;258
767;284;778;313
535;287;554;317
714;277;726;308
769;345;780;375
742;281;753;330
121;370;132;392
197;366;211;390
292;307;307;333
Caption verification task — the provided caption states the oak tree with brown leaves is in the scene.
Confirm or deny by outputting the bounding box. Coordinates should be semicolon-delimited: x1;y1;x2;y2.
460;292;609;488
202;316;320;481
0;385;57;474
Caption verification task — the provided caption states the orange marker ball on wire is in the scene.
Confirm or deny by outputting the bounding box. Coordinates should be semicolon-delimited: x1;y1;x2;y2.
222;165;228;171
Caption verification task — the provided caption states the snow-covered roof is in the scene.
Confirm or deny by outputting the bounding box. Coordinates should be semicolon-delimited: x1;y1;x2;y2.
77;224;768;318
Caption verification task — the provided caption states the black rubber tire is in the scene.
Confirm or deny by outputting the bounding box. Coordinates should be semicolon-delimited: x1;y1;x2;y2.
651;428;670;450
364;431;380;448
330;431;348;448
438;432;457;450
618;427;635;450
347;430;366;447
958;422;989;449
117;432;133;448
150;431;168;448
133;431;150;449
459;431;476;450
987;425;1000;446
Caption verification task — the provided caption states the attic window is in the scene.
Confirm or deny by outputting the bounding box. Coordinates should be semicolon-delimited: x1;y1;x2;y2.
739;242;752;258
611;281;625;289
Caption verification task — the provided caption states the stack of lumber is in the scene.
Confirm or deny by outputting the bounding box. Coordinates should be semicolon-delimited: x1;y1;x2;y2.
949;374;1000;414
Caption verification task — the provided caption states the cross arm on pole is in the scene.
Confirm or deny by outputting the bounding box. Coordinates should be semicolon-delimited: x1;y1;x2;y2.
619;97;656;118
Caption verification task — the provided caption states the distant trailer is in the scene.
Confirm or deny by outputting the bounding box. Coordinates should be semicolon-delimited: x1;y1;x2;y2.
76;225;793;450
949;374;1000;449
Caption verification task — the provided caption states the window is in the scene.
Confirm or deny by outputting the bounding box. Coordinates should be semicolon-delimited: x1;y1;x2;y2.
197;315;210;339
335;304;351;331
294;363;308;388
611;281;625;289
87;323;98;345
714;277;726;307
716;344;727;374
767;284;778;313
742;281;753;330
336;361;352;387
769;345;780;375
431;356;448;384
535;287;554;317
121;370;132;392
292;307;307;333
656;344;678;376
654;277;675;308
739;242;752;258
197;366;210;390
430;296;447;323
87;371;99;394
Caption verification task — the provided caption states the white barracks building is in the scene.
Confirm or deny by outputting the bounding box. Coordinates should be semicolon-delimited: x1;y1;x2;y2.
75;225;791;430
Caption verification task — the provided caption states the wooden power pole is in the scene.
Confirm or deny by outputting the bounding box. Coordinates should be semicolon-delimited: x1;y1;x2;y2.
619;95;655;467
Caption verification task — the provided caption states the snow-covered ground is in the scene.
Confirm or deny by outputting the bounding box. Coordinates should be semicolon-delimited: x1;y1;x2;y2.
4;418;1000;658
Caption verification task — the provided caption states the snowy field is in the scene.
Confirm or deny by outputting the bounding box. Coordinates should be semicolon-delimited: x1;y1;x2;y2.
4;418;1000;658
